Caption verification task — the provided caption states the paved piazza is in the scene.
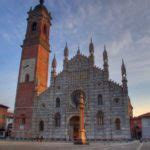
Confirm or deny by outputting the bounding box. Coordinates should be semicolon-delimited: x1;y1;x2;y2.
0;141;150;150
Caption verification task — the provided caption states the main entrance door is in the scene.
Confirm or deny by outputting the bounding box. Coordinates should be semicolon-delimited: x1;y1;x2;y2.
69;116;80;141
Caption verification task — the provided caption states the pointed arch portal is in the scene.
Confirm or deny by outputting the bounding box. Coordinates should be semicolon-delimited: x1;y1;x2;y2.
69;116;80;141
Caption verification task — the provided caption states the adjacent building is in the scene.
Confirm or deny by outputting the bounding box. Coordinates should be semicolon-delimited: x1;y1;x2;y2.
5;112;14;137
141;113;150;139
0;104;9;137
0;104;14;138
130;112;150;140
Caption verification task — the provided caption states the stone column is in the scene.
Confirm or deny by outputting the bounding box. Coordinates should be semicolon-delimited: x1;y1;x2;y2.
76;93;87;144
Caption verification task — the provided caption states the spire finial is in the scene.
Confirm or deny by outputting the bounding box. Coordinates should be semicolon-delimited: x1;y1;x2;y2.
122;58;125;69
77;45;80;55
30;7;32;11
91;37;93;43
121;58;126;77
89;38;94;54
121;58;128;94
104;45;106;51
64;42;69;58
103;45;108;61
122;58;125;65
52;54;57;68
66;42;68;47
40;0;44;5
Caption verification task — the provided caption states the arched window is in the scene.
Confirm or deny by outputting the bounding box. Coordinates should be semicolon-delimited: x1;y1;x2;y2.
97;111;104;126
114;98;120;104
55;113;61;127
32;22;37;31
25;74;30;82
71;90;86;108
39;120;44;131
56;98;60;108
43;24;47;35
115;118;121;130
98;94;103;105
21;117;26;125
20;114;26;129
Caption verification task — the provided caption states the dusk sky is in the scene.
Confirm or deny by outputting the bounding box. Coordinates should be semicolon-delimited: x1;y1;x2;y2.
0;0;150;116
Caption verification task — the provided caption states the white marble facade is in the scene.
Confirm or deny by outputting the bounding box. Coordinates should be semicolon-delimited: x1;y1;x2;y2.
32;43;132;141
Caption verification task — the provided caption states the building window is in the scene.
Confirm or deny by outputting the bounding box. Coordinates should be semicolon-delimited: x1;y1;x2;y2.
21;118;26;125
71;90;85;108
114;98;120;104
32;22;37;31
56;98;60;108
21;116;26;125
115;118;121;130
43;24;47;35
97;111;104;126
41;103;46;108
25;74;30;82
55;113;61;127
98;94;103;105
20;115;26;130
39;120;44;131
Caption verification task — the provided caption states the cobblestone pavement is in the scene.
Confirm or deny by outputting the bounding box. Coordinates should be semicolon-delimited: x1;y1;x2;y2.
0;141;150;150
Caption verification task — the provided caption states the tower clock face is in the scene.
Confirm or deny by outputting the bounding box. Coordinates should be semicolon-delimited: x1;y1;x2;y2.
20;58;35;83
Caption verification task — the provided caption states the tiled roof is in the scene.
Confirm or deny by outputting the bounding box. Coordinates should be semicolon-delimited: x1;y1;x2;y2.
0;104;9;109
138;112;150;118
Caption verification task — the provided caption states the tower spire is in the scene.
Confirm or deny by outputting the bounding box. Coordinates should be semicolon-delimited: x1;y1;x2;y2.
89;37;94;55
121;59;128;94
103;45;109;81
103;45;108;62
63;43;69;70
121;59;126;77
52;54;57;69
51;54;57;84
64;42;69;59
77;45;80;55
89;38;95;66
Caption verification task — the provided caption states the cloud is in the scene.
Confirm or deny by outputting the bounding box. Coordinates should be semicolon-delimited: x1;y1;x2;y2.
107;31;133;57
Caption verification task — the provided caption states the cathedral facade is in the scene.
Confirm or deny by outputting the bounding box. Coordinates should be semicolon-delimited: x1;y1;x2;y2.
13;0;133;140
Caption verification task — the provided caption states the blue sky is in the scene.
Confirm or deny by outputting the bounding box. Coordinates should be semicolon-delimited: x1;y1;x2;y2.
0;0;150;116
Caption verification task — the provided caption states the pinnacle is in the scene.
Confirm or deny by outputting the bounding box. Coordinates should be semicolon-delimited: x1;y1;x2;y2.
91;37;93;43
40;0;44;5
77;45;80;55
104;45;106;51
65;42;68;48
122;58;124;65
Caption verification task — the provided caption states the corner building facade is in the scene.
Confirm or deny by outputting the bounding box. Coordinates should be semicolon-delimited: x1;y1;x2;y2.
13;1;133;140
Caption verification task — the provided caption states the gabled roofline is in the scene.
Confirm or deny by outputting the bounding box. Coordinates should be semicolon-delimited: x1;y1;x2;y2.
0;104;9;109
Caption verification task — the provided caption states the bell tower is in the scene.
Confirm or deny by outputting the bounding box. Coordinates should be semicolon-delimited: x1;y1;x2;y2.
13;0;52;138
